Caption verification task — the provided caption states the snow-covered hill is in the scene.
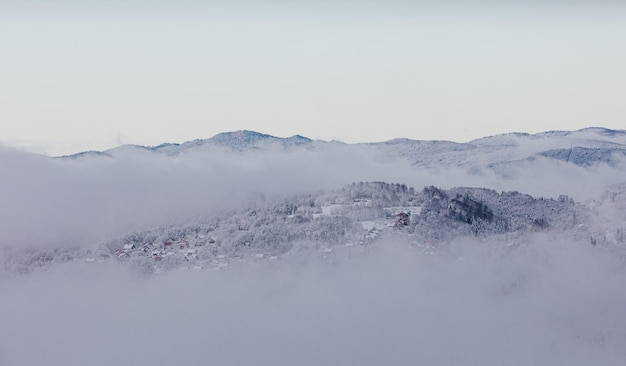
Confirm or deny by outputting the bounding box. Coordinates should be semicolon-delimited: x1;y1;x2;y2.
0;181;593;276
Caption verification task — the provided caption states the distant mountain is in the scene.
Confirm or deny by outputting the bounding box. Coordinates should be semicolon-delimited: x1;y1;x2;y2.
539;147;626;166
56;127;626;168
56;130;315;159
367;127;626;168
56;150;112;160
203;130;312;150
110;130;315;157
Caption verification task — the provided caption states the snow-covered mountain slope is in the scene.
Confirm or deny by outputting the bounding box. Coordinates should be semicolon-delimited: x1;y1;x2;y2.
58;130;316;159
365;127;626;168
539;147;626;166
56;127;626;172
1;182;594;276
149;130;315;155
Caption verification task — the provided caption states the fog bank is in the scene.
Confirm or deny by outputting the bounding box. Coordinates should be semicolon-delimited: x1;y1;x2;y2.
1;236;625;366
2;142;626;248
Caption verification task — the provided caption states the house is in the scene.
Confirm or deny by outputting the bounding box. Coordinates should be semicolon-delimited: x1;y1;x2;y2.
179;239;189;249
185;249;197;260
395;212;411;227
123;243;136;251
141;243;153;253
164;239;174;248
196;237;215;247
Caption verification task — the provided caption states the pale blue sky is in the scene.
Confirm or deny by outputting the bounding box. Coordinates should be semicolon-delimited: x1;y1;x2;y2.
1;1;625;155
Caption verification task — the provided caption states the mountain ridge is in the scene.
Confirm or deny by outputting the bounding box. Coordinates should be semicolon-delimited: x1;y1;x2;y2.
55;127;626;159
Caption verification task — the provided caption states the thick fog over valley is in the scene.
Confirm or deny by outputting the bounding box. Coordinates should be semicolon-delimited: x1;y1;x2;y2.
2;128;626;365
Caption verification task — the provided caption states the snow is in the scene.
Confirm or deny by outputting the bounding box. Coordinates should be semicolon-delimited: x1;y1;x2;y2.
320;204;346;216
360;221;379;231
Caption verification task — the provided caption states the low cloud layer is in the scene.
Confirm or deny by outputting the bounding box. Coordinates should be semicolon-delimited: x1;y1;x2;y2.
2;143;626;248
0;144;416;247
2;141;626;365
1;235;625;366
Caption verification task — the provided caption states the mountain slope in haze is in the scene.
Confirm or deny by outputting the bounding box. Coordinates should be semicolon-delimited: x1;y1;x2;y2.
58;130;316;159
57;127;626;169
368;127;626;168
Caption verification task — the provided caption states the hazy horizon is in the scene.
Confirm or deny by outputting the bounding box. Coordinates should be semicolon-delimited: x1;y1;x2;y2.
3;125;625;157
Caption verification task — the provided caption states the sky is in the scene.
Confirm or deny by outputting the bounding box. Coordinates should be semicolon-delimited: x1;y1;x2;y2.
1;0;625;156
